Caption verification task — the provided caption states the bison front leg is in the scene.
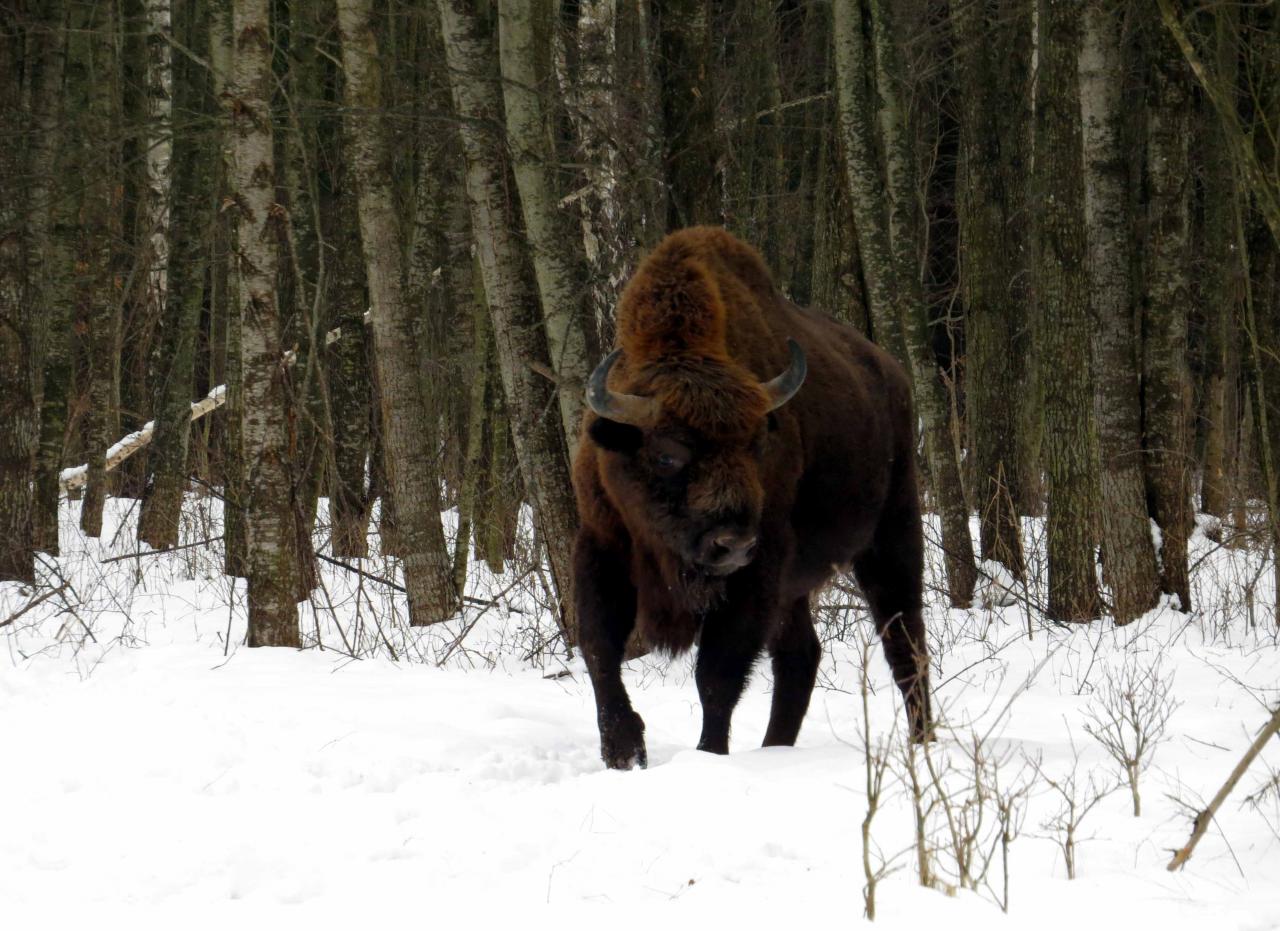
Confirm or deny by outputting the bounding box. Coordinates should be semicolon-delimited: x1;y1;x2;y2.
695;589;771;755
575;531;646;769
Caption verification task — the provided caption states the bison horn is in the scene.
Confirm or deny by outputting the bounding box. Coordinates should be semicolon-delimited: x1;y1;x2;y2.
585;349;660;426
761;338;807;412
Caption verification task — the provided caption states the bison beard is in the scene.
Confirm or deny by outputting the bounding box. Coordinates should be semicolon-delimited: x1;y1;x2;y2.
572;227;934;769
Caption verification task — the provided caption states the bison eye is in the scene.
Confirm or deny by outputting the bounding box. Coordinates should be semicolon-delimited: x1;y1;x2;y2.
654;452;685;477
649;438;691;477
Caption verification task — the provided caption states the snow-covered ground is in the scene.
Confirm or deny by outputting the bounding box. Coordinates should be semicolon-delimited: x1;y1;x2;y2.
2;496;1278;928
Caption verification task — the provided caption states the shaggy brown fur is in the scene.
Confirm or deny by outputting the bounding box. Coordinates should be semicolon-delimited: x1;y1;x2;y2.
573;227;932;769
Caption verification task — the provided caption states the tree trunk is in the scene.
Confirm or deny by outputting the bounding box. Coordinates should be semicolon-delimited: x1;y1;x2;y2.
438;0;581;644
1195;9;1239;532
1079;0;1161;624
68;0;123;541
138;0;217;550
324;173;371;559
952;0;1027;580
497;0;594;450
1035;0;1102;623
659;0;718;228
1143;20;1194;612
337;0;459;625
5;3;65;568
226;0;300;647
832;0;976;607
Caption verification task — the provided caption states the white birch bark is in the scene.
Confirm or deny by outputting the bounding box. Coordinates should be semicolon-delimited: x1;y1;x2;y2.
497;0;593;450
226;0;300;647
143;0;173;341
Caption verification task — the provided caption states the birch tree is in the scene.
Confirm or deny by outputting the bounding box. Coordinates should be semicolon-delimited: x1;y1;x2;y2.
438;0;580;642
225;0;301;646
497;0;595;449
139;0;218;549
832;0;977;607
337;0;459;626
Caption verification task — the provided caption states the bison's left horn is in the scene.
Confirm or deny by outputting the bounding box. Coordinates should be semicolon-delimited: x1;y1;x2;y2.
586;349;660;426
761;338;807;412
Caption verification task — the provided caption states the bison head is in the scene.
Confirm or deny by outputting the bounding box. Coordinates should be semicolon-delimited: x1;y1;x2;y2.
584;340;806;580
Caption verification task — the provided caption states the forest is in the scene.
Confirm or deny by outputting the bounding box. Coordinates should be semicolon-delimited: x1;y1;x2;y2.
1;0;1279;921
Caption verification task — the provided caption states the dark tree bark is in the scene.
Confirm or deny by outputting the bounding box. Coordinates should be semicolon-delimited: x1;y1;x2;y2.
659;0;719;228
138;0;218;550
1035;0;1102;623
1143;19;1194;612
70;0;123;541
1080;0;1161;624
951;0;1027;580
7;1;66;567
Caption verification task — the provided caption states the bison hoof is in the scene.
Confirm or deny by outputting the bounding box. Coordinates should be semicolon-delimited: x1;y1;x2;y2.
600;710;647;770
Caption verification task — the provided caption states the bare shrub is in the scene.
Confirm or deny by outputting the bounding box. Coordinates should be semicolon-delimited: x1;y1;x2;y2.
1034;739;1117;879
853;627;899;921
1083;658;1179;816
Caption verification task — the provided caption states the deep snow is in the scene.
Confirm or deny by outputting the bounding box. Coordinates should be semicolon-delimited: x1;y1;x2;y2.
2;496;1278;928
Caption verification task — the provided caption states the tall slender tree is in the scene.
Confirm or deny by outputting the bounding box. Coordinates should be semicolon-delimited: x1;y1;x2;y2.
951;0;1027;580
71;0;123;540
337;0;459;626
1079;0;1161;624
832;0;977;607
1143;16;1194;612
659;0;718;228
497;0;595;449
437;0;581;642
225;0;301;646
1035;0;1102;623
139;0;219;549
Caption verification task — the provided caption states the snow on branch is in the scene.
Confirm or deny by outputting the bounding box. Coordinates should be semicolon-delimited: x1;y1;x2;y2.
59;312;368;494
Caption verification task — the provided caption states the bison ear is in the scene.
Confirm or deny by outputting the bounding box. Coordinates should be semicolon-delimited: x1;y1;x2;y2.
766;412;780;433
588;417;644;453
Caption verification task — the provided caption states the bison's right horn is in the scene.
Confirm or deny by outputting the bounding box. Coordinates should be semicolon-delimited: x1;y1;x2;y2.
586;350;660;426
761;338;807;412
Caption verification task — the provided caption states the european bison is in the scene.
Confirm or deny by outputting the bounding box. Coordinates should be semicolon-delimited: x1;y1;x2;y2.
572;227;932;769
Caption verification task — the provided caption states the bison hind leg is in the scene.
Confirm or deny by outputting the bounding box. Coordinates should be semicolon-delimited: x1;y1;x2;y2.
761;597;821;747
